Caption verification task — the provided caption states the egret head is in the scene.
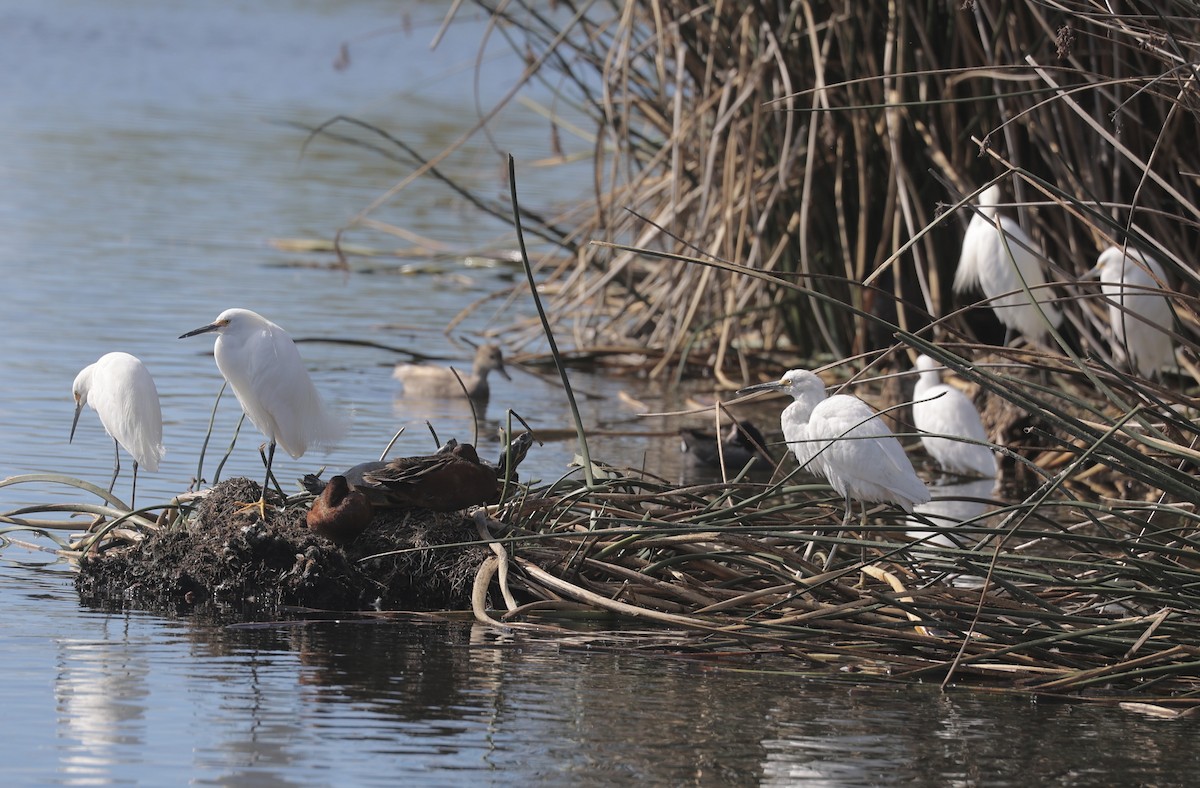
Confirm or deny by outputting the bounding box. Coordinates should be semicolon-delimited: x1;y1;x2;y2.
976;183;1001;209
69;365;94;443
737;369;825;401
179;308;263;339
915;355;941;374
1085;246;1124;283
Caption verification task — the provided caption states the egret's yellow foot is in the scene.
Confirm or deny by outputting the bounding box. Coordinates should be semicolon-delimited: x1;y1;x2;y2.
233;495;271;522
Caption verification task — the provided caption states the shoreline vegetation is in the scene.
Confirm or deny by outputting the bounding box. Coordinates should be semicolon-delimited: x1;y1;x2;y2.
6;3;1200;709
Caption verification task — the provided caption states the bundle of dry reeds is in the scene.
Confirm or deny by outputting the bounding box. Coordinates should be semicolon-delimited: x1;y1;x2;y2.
413;1;1200;384
473;408;1200;705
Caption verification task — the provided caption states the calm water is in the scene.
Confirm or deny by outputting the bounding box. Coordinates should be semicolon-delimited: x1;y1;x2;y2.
1;2;1198;784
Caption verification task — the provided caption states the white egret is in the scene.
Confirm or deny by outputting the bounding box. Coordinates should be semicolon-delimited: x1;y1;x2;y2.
738;369;930;525
70;352;164;506
906;476;997;550
1087;245;1174;379
954;184;1061;344
393;343;510;400
180;308;343;519
911;355;997;478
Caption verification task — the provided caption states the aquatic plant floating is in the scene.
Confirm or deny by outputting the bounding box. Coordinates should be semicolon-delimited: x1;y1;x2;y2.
180;308;344;521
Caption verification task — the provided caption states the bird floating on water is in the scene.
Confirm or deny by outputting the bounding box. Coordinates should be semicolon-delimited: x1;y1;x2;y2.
393;343;510;400
738;369;930;525
306;475;374;545
954;184;1062;344
911;355;997;478
70;352;164;507
1086;245;1175;379
180;308;344;520
679;420;771;473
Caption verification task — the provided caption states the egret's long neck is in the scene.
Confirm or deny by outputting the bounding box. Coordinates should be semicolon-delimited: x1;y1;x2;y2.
913;369;940;399
786;390;823;424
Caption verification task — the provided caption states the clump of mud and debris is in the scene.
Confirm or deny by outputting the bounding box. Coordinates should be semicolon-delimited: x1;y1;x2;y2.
75;477;491;614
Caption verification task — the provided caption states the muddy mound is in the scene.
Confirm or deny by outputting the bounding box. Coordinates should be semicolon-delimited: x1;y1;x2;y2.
75;477;491;614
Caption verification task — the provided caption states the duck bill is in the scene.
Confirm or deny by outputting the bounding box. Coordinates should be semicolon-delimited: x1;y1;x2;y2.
179;321;221;339
69;401;84;443
736;380;785;397
497;364;512;381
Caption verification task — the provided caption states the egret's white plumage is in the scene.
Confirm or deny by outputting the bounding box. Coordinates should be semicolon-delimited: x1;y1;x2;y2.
71;352;164;503
911;355;996;478
181;308;343;515
738;369;930;522
1089;246;1174;379
955;184;1061;343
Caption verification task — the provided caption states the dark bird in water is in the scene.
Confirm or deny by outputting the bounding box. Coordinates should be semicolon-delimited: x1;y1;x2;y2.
680;420;771;472
300;433;534;512
306;475;374;545
392;343;511;401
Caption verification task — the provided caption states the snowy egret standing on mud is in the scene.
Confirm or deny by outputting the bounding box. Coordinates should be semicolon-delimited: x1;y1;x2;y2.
180;308;344;519
70;352;164;506
1087;246;1175;379
954;184;1062;344
911;355;997;478
737;369;930;525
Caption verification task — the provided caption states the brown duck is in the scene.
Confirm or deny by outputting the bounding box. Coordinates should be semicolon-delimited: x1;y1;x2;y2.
301;433;533;513
362;442;502;511
306;475;374;545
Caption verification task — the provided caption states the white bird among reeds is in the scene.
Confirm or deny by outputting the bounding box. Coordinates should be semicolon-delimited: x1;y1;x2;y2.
911;355;997;478
1087;245;1175;379
738;369;930;525
954;184;1062;344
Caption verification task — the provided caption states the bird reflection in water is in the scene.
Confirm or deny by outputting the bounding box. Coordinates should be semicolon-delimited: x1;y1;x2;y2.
906;476;997;587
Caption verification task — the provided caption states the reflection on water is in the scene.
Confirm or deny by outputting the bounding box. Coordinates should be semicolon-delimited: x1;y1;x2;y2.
906;476;998;549
25;586;1200;785
56;631;151;782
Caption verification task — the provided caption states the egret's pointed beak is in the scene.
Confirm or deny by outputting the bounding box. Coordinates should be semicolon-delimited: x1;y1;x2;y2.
69;400;84;443
179;319;226;339
1081;262;1102;281
737;379;786;397
497;363;512;382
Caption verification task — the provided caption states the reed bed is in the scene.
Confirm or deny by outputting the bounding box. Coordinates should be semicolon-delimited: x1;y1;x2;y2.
339;1;1196;385
472;463;1200;705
